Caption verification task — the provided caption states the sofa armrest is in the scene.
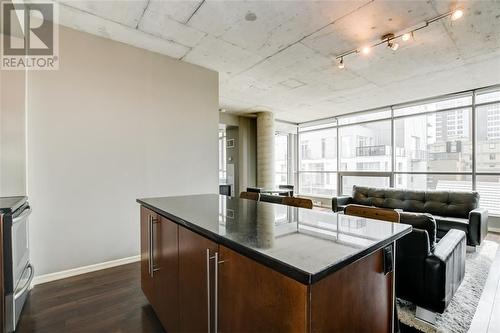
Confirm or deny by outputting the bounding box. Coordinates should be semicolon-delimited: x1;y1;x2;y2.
331;196;352;212
424;229;466;313
468;208;488;246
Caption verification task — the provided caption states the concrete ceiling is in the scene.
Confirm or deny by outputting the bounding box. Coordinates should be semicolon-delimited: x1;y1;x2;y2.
53;0;500;123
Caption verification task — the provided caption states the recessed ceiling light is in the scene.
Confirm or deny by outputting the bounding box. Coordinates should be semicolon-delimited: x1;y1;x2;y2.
245;12;257;21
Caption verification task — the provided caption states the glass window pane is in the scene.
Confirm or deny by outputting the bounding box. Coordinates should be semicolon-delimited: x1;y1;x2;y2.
218;128;226;183
337;109;391;125
275;133;288;186
393;94;472;117
339;120;392;171
341;175;390;195
394;174;472;191
476;103;500;172
476;175;500;216
299;121;336;132
298;172;337;197
299;128;337;171
476;89;500;104
394;108;472;172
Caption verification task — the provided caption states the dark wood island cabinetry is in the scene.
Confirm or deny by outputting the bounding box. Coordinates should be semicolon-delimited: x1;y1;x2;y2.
138;194;411;333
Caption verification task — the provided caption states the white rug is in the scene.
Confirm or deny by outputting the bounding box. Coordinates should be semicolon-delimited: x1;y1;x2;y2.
397;240;499;333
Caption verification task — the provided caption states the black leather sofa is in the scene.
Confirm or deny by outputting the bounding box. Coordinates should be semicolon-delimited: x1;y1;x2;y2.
332;186;488;246
395;212;466;315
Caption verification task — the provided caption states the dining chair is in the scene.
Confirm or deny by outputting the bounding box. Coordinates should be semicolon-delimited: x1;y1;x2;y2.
278;185;294;197
344;204;400;223
282;197;313;209
240;191;260;201
259;193;285;204
247;187;262;193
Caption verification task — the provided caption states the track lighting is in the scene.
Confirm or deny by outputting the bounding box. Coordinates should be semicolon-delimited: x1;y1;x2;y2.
451;9;463;21
383;33;399;51
402;32;413;42
338;57;345;69
334;8;465;66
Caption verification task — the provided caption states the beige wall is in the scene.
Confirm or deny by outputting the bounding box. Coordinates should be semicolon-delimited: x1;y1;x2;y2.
27;26;219;276
0;35;26;197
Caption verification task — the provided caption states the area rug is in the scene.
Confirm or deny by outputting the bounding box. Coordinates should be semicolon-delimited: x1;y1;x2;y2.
397;240;498;333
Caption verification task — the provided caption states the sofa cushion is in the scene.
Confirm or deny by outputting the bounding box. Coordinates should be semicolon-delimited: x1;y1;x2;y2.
399;212;437;252
434;215;468;233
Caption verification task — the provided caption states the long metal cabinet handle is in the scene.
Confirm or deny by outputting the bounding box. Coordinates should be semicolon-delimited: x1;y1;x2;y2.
206;249;211;333
214;252;219;333
148;215;153;277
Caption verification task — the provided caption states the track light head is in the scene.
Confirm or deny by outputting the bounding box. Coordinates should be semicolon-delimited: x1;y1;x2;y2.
451;9;463;21
382;33;399;51
402;32;413;42
361;46;371;55
338;57;345;69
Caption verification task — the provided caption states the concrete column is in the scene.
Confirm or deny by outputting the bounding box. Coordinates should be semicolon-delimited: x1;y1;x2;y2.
256;112;275;188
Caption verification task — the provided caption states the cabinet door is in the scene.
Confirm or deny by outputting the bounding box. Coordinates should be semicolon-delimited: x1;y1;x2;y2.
178;226;218;333
217;246;308;333
140;206;156;308
155;216;179;333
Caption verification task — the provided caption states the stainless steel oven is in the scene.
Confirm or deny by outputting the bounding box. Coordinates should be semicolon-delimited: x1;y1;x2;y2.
3;201;33;332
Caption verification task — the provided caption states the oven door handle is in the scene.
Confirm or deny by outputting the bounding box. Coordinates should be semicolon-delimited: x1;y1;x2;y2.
14;264;34;300
12;208;32;225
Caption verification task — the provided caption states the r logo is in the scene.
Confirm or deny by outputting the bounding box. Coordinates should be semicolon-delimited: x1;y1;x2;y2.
2;2;54;56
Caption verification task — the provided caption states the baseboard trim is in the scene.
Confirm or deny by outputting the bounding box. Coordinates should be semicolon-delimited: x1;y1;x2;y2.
489;227;500;234
32;255;141;286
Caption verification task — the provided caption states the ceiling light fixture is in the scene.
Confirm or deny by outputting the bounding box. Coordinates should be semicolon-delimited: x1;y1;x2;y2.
338;57;345;69
383;33;399;51
245;11;257;22
335;8;464;64
451;9;463;21
401;31;413;42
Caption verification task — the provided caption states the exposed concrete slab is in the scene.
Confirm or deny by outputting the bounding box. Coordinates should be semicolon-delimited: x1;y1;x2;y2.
54;0;500;122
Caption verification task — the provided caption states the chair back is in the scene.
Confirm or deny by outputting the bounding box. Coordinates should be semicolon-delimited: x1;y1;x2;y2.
246;187;262;193
259;194;284;205
282;197;313;209
344;204;400;223
278;185;294;197
240;192;260;201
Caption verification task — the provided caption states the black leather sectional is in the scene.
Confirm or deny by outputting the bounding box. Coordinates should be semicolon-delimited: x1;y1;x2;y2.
332;185;488;246
332;185;489;314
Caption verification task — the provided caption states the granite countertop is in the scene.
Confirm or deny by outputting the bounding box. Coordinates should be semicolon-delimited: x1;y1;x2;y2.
137;194;411;284
0;196;27;214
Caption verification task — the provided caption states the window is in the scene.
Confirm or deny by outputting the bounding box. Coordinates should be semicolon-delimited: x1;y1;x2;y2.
395;174;472;191
341;175;390;195
339;120;391;171
477;102;500;172
394;108;472;172
275;133;288;187
294;87;500;216
218;128;226;183
298;128;337;196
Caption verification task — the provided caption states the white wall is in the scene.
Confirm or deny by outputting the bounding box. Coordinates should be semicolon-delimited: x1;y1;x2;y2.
27;26;219;276
0;35;26;197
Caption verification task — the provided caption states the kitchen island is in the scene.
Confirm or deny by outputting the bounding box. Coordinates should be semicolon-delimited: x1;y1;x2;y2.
137;194;411;333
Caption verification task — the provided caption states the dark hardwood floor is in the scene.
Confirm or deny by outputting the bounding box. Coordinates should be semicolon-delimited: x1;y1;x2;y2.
17;263;165;333
17;233;500;333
